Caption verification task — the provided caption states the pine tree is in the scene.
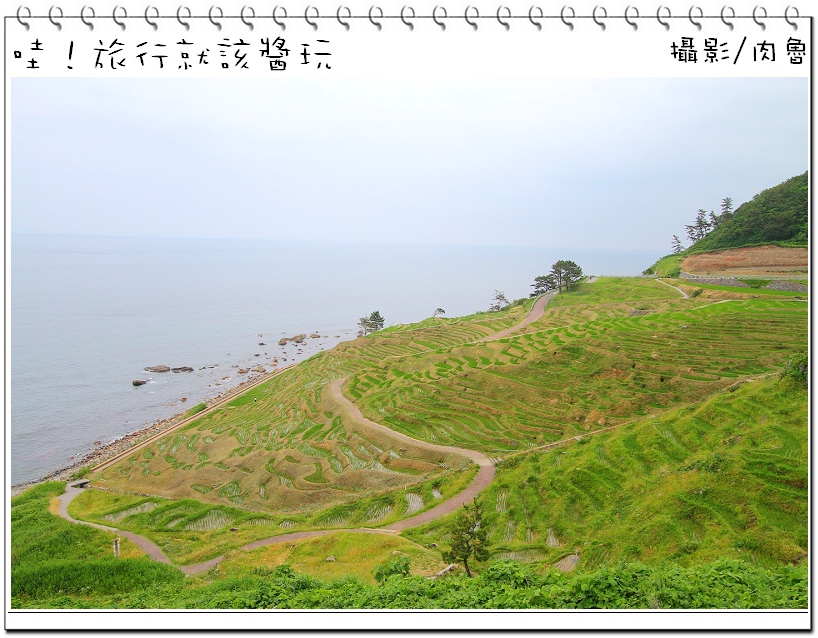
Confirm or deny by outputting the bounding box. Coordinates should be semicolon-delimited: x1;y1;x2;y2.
441;498;489;577
720;196;734;220
357;316;372;336
489;290;509;312
551;260;584;292
686;209;713;244
671;235;684;254
694;209;712;239
358;311;384;335
561;260;584;291
530;274;557;297
368;311;385;331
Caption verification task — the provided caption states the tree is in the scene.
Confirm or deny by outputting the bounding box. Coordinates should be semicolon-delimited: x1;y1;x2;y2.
358;311;384;336
720;196;734;220
433;308;446;318
550;260;584;293
695;209;712;239
530;274;557;297
684;209;713;244
357;316;373;336
441;497;489;577
561;260;584;291
708;210;721;230
489;290;509;312
368;311;385;331
671;235;684;254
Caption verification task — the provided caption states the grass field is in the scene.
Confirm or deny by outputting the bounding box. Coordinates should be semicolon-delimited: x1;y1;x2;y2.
83;279;805;533
14;275;808;608
404;376;807;571
677;281;807;297
12;482;806;609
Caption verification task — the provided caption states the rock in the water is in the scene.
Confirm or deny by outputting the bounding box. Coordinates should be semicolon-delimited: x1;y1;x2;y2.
252;365;266;373
172;366;194;373
259;342;266;346
292;334;306;343
238;368;249;374
310;333;321;339
278;338;290;346
133;379;147;386
144;365;170;373
180;397;187;402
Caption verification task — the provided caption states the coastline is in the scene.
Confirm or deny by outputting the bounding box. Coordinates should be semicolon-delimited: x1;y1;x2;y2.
11;330;354;497
11;370;273;496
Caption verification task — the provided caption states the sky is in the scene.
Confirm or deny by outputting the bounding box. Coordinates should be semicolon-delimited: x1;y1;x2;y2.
11;77;807;252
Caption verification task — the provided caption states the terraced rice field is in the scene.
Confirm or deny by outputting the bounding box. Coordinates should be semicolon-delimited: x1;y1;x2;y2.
92;278;805;534
405;375;807;570
352;294;805;453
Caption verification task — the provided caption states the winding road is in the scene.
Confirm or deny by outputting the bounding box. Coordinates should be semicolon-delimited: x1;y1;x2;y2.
56;294;554;575
479;293;554;342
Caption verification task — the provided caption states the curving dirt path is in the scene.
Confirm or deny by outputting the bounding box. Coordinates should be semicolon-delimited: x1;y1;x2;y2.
656;278;689;298
57;375;497;575
55;296;557;575
59;481;175;567
328;379;495;532
479;293;554;342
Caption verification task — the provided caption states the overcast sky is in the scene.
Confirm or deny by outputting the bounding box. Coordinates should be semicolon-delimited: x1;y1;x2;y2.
11;77;807;251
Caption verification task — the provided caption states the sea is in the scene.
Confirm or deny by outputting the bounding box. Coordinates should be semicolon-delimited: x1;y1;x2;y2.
9;233;663;485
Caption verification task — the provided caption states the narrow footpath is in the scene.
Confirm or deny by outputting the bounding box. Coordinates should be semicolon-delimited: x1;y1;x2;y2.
656;278;689;298
479;292;553;342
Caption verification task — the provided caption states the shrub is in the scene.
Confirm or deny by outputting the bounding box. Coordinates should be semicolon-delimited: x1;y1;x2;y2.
372;556;411;584
780;352;807;388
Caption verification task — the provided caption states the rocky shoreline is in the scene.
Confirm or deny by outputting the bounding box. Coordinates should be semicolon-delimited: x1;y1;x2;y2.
12;328;353;497
10;369;281;497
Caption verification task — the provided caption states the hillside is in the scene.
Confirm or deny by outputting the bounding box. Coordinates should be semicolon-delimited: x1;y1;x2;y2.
13;276;808;609
693;172;808;252
406;376;807;569
646;172;808;277
69;279;806;562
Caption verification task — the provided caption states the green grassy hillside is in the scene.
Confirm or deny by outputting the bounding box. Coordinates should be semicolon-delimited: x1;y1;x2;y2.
72;278;806;565
92;280;805;518
645;172;808;276
693;172;808;252
405;376;807;570
13;275;808;609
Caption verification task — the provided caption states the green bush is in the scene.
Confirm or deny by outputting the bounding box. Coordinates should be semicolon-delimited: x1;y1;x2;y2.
780;352;807;388
372;556;411;583
12;558;183;597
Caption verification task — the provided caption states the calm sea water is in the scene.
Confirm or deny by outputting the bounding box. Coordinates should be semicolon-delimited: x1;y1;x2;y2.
10;233;662;484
